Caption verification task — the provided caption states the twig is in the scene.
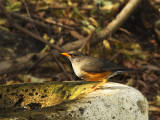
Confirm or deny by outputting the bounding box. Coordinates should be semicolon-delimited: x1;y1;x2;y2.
109;49;122;61
44;18;75;30
119;28;132;35
26;52;73;81
25;54;49;74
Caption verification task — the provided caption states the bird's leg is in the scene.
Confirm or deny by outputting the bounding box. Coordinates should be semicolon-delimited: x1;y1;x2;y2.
82;79;107;93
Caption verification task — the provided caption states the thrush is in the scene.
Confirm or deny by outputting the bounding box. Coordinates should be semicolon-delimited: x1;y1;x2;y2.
61;51;142;93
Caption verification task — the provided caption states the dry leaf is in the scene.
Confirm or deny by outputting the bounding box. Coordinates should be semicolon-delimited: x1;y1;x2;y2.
122;60;139;70
89;17;98;27
59;18;76;26
5;80;20;85
17;74;48;83
103;40;111;51
156;96;160;106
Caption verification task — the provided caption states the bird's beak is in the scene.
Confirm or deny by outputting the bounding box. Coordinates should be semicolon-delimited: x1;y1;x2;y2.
61;53;71;57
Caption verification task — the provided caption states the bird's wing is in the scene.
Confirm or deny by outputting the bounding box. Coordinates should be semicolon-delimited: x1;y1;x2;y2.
81;57;121;73
81;57;142;73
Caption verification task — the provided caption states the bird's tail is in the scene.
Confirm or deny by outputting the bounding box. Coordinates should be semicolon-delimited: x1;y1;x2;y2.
113;68;145;73
108;68;145;79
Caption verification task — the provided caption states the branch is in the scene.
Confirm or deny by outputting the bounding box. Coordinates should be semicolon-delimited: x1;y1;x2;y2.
96;0;142;39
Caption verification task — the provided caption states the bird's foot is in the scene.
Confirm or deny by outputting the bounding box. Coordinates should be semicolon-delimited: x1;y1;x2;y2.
82;87;97;93
82;79;107;94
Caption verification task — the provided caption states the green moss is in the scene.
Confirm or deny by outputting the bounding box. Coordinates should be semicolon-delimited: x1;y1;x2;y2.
0;81;98;111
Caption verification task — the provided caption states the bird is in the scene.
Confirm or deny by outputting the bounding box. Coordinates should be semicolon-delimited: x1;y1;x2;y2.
61;51;142;93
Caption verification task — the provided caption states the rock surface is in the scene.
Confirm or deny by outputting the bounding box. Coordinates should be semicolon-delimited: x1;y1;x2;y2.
0;82;148;120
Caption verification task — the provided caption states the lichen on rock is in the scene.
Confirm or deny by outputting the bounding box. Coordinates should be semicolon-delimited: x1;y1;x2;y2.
0;81;97;111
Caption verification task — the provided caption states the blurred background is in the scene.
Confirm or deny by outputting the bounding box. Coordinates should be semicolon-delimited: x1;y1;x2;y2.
0;0;159;119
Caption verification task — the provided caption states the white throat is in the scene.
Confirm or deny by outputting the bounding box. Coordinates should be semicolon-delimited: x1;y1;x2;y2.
71;61;82;78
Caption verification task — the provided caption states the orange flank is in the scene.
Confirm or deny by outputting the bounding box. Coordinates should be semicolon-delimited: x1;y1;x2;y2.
83;71;111;81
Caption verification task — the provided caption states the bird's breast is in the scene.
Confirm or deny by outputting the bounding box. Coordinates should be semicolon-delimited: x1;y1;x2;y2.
71;62;83;79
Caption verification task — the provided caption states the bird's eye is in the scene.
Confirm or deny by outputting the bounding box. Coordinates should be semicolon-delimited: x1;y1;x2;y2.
71;55;75;57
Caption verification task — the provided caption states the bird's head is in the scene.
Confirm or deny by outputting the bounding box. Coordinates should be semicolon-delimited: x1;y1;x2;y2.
61;51;83;62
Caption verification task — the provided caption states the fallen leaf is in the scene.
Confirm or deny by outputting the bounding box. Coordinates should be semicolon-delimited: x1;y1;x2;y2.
5;80;20;85
17;74;48;83
0;18;7;25
122;60;140;70
59;18;76;26
156;96;160;106
125;78;133;86
103;40;111;51
153;53;160;58
150;39;158;46
6;1;21;12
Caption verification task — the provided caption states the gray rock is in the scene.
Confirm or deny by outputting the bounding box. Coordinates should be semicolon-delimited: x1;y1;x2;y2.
0;82;148;120
46;82;149;120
